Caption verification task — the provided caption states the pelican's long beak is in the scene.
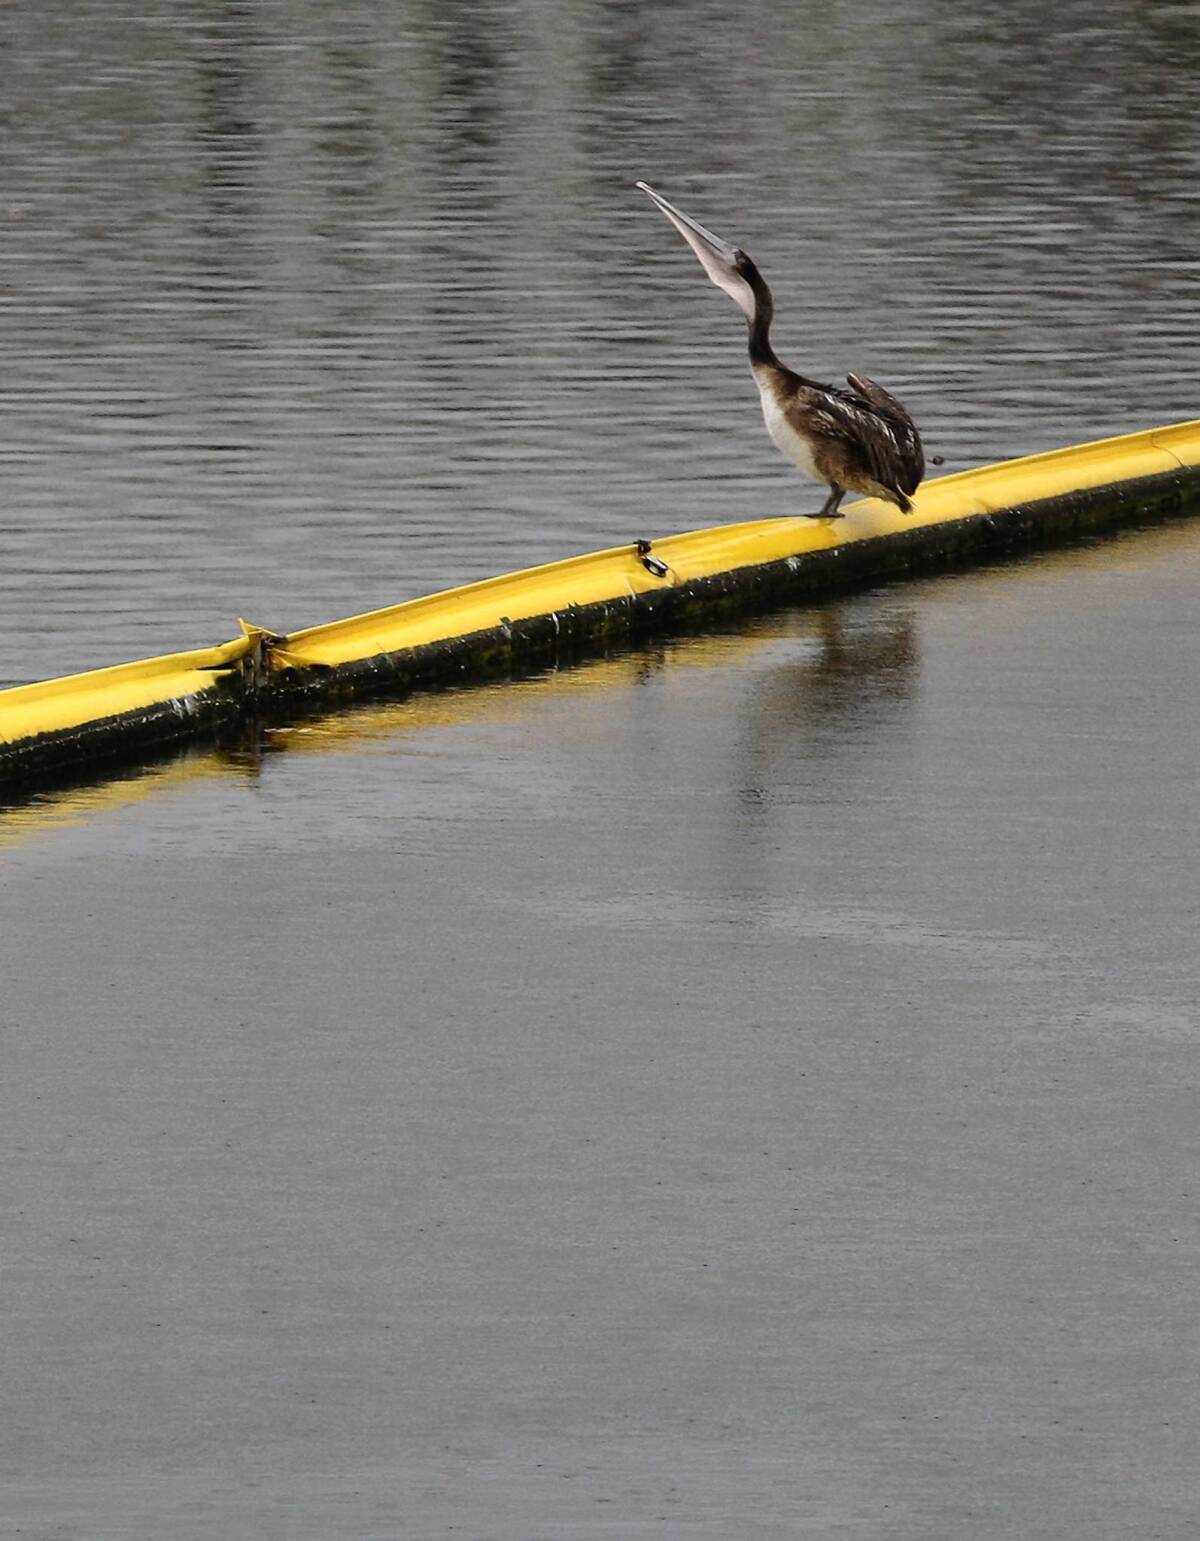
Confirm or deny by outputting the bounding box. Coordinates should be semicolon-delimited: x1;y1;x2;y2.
636;181;756;321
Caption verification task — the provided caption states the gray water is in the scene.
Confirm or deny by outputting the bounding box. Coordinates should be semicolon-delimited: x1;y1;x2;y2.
3;2;1200;1538
3;0;1200;682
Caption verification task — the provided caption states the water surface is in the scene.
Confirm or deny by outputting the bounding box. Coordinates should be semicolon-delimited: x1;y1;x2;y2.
2;3;1200;1538
2;0;1199;681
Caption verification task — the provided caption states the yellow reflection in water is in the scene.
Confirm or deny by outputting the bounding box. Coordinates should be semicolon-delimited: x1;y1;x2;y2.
0;749;253;849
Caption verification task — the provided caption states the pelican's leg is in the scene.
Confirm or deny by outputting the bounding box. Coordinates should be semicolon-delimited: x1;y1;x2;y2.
810;485;845;519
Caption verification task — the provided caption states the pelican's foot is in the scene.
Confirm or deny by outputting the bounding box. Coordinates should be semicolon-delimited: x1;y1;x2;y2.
805;511;845;519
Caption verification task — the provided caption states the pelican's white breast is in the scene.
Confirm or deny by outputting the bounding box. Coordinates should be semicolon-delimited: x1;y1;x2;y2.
754;375;821;485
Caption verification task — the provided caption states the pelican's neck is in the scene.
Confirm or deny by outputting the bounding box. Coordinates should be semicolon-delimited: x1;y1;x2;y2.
743;260;779;370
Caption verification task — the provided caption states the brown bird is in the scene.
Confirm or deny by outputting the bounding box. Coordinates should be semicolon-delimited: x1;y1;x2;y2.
637;181;926;519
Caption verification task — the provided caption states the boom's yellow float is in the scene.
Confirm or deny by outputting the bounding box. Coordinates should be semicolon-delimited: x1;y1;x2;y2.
3;418;1199;786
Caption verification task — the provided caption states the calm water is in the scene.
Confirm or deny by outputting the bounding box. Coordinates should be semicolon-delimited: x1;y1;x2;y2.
2;0;1200;682
3;2;1200;1538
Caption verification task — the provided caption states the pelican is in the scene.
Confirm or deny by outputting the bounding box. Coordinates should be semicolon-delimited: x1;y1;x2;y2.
637;181;926;519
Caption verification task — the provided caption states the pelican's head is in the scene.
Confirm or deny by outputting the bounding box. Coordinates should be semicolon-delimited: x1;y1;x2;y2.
636;181;760;324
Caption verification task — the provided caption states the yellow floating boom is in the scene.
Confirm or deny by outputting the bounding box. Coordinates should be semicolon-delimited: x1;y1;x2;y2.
3;418;1200;787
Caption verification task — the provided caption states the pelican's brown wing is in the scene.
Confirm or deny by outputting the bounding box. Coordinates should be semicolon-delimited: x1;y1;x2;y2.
844;373;925;495
845;372;911;419
804;381;925;499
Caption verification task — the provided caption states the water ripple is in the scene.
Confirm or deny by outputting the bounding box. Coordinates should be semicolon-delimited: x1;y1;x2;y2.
2;0;1199;681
